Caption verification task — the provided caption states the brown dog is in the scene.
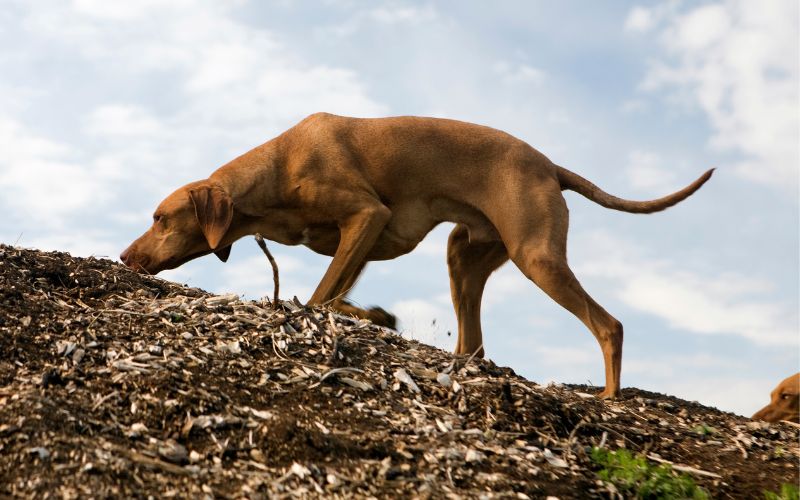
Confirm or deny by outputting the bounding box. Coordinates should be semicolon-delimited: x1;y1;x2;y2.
752;373;800;423
121;113;713;398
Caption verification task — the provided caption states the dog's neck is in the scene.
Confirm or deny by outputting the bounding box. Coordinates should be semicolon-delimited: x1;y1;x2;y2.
211;140;287;216
222;207;312;249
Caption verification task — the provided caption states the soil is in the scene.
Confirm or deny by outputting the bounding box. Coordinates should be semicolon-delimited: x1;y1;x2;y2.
0;243;796;498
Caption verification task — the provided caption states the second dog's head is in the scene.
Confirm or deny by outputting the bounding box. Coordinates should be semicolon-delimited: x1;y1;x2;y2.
120;180;234;274
752;373;800;423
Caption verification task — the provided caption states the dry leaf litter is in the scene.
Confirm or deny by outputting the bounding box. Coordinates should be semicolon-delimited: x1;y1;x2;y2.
0;244;797;498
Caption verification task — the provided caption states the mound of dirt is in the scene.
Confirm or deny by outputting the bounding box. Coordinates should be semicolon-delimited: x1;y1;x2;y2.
0;244;796;498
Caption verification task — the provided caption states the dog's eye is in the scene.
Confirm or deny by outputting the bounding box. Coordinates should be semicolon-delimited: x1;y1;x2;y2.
153;214;163;224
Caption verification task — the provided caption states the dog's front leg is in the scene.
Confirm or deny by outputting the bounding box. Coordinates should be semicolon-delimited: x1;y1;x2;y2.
309;204;391;305
324;260;397;328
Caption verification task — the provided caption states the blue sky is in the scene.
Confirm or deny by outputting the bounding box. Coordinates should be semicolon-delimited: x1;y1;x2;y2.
1;0;797;416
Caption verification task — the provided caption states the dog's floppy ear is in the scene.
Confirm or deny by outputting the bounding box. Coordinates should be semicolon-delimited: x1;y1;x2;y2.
189;185;234;251
214;244;232;262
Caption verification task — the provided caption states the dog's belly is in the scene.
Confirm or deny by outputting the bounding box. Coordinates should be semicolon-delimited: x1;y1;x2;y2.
301;226;423;261
298;199;498;260
367;229;425;260
301;226;340;256
430;198;500;244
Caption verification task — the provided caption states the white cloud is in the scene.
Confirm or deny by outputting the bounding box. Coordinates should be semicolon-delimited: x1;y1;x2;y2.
624;353;738;379
0;117;111;226
321;4;438;38
21;1;387;127
619;272;795;346
534;344;595;367
665;376;781;417
626;150;677;193
391;297;455;349
670;4;731;51
620;98;649;114
71;0;197;21
631;0;799;191
574;229;798;346
546;109;570;125
370;5;437;24
85;105;165;138
18;232;120;259
493;61;545;85
187;42;269;93
413;224;451;257
504;336;604;387
483;265;527;307
218;253;320;302
1;0;387;240
624;6;656;33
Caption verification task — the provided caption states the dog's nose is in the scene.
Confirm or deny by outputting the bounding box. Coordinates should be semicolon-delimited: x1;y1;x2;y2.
120;248;131;266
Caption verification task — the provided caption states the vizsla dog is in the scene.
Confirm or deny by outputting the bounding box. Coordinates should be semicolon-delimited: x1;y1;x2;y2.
121;113;713;398
752;373;800;423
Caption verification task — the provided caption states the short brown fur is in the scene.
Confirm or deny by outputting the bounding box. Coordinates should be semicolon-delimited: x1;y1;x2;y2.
121;113;714;398
752;373;800;423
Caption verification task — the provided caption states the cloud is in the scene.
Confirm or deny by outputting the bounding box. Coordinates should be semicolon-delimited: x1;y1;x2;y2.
534;344;595;367
71;0;197;21
493;61;546;85
664;376;780;417
1;0;388;254
370;5;437;24
629;0;799;191
391;297;455;349
619;98;649;114
17;232;120;260
483;265;528;307
574;229;798;346
21;1;388;123
625;354;724;379
0;117;111;227
321;3;438;38
624;6;657;33
217;253;318;302
503;335;603;387
625;150;677;193
85;105;165;138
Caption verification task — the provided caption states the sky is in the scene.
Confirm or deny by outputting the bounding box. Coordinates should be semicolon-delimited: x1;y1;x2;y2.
0;0;797;416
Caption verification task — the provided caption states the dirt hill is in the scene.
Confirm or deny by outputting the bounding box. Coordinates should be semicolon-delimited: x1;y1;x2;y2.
0;244;797;498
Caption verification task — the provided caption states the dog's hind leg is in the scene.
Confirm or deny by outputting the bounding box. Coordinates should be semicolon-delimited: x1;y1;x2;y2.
498;186;623;398
447;224;509;357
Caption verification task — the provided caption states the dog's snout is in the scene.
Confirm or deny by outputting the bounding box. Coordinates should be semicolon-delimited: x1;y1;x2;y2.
120;246;144;270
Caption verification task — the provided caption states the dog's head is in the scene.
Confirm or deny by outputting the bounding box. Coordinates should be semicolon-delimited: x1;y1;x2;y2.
752;373;800;423
120;179;234;274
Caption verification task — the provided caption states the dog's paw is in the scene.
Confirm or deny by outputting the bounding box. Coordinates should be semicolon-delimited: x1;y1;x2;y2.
596;388;620;400
367;306;397;330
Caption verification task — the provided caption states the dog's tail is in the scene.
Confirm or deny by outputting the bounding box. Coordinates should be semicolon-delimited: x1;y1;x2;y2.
555;166;714;214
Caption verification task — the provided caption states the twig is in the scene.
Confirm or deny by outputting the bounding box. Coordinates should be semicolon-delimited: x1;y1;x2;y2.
326;312;340;365
270;331;289;361
319;282;358;307
567;417;588;445
598;431;608;449
254;233;280;307
733;437;749;459
124;450;193;476
646;454;722;479
589;423;637;447
464;344;484;367
317;367;365;384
